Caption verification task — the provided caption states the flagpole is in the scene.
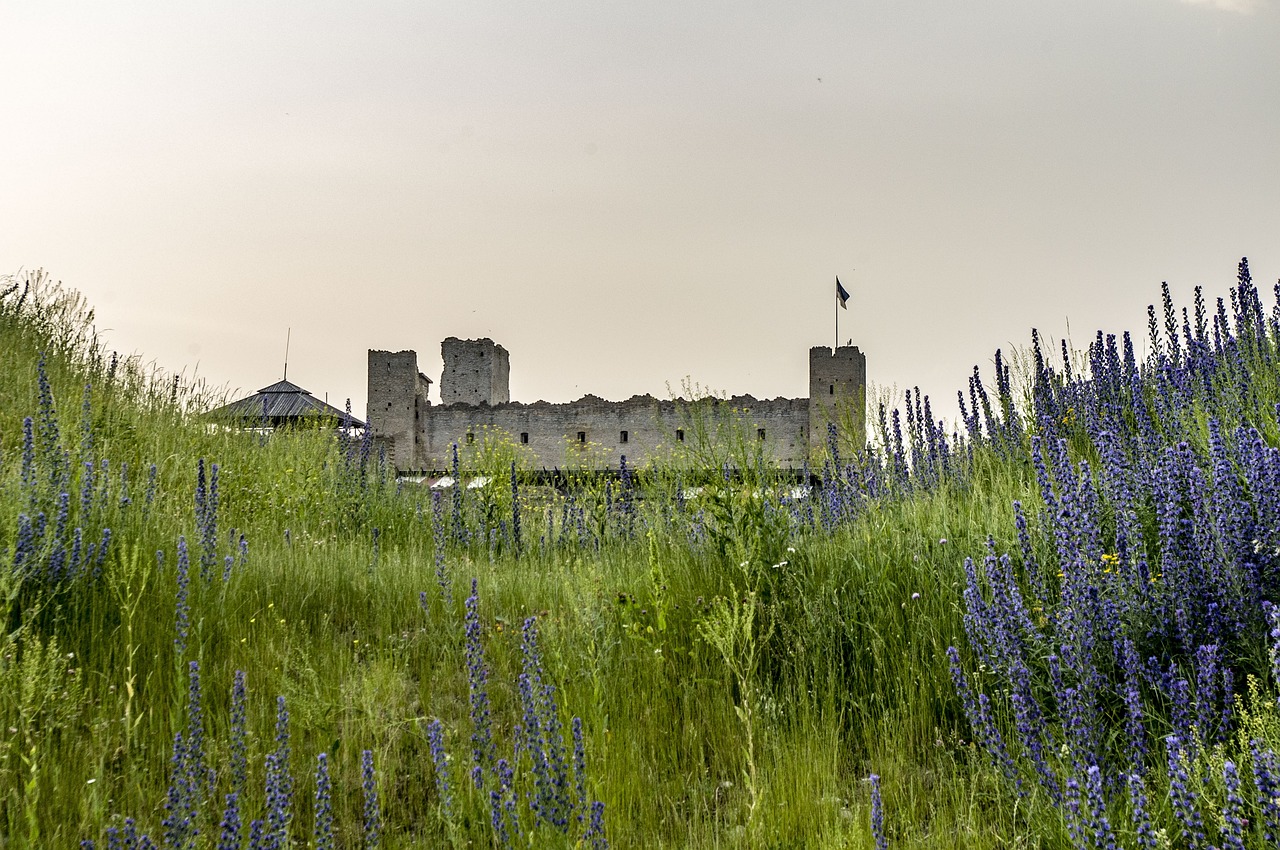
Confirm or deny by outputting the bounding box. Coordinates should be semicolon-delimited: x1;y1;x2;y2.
834;272;852;351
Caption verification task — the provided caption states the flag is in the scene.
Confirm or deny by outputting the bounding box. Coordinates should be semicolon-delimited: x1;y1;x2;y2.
836;276;850;310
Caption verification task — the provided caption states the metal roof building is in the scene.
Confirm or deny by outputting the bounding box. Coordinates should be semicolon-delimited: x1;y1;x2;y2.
205;379;363;429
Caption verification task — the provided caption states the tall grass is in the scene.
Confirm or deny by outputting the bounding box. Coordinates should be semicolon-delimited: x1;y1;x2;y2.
4;262;1280;848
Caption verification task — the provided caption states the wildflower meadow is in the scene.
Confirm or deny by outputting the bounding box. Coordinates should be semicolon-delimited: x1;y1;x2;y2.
5;260;1280;847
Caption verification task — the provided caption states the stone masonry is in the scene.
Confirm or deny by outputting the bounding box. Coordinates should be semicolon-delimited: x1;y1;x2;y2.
439;337;509;406
368;339;866;472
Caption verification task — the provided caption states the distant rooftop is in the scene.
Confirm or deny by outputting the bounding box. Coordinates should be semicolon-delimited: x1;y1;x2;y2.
206;379;363;428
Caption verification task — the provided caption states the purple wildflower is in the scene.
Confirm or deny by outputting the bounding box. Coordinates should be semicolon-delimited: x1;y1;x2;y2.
1251;738;1280;843
174;537;190;659
229;671;248;799
361;749;381;850
869;773;887;850
264;696;293;846
161;732;196;849
1127;772;1157;850
216;793;241;850
572;717;587;823
312;753;334;850
511;461;523;555
431;491;452;605
1084;765;1116;850
184;661;207;806
1221;761;1247;850
1166;736;1206;849
427;718;454;820
464;580;495;782
582;800;608;850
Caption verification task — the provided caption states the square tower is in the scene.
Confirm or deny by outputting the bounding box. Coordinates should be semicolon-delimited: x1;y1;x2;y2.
809;345;867;456
439;337;510;406
367;350;432;470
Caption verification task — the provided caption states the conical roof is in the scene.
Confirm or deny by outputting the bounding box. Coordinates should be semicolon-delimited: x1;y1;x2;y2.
206;379;363;427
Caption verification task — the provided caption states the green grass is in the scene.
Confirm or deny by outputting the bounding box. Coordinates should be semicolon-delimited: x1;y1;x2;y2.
0;270;1122;848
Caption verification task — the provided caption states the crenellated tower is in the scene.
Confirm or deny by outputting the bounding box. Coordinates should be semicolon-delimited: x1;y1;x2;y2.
808;344;867;456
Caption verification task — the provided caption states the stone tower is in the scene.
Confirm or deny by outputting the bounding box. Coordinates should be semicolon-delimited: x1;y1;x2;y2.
367;350;432;470
808;345;867;455
439;337;510;406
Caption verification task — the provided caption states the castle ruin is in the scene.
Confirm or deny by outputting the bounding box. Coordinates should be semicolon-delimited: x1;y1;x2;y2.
367;338;866;472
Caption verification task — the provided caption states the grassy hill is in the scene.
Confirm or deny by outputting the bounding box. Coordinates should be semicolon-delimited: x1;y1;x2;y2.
4;262;1280;848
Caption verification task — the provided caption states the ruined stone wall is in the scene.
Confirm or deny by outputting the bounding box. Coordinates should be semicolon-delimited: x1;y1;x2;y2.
440;337;510;406
369;338;866;473
417;395;811;471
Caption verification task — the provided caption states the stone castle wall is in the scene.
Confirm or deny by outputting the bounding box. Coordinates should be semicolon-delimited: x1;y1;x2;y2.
421;394;811;471
368;338;865;472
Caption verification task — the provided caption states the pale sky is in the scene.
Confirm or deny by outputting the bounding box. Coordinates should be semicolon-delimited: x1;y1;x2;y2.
4;1;1278;425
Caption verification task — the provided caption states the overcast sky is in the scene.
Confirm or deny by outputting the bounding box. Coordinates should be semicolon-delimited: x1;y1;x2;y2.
4;1;1278;424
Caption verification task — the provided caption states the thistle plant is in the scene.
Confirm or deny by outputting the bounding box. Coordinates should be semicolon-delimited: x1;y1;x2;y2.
696;583;771;831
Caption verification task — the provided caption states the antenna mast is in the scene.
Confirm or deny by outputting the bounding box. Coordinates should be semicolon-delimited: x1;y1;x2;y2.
283;328;291;381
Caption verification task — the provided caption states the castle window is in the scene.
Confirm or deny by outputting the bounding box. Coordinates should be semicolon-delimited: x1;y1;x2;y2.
620;430;629;443
676;429;685;442
577;431;586;443
829;385;835;395
466;433;475;444
520;432;529;444
758;428;766;441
